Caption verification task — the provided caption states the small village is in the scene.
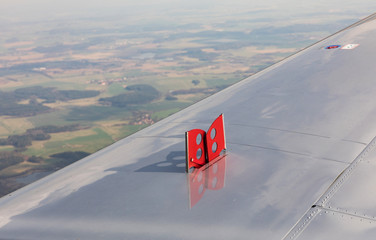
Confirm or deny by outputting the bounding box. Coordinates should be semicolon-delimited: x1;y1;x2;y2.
89;77;127;86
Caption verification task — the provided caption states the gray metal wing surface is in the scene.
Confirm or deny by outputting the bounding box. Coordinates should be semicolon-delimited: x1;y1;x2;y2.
1;13;376;240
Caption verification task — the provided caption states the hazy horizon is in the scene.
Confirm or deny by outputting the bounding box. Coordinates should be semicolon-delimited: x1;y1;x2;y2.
1;0;376;23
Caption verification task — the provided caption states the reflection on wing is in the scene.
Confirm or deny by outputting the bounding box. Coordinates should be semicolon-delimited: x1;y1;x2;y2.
188;156;226;208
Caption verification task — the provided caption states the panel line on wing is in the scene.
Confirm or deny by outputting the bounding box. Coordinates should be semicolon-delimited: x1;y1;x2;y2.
230;124;332;139
317;206;376;222
282;134;376;240
227;141;349;164
282;204;376;240
230;124;367;145
135;135;184;139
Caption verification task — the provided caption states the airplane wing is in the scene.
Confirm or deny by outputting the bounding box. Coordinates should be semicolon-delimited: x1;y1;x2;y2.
1;13;376;240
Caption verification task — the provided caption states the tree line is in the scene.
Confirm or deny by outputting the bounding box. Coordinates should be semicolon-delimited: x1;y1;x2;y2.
0;86;100;117
0;124;81;148
99;84;159;107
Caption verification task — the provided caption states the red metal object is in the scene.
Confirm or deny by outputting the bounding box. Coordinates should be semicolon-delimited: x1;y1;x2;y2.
206;114;226;162
185;114;226;172
185;129;207;172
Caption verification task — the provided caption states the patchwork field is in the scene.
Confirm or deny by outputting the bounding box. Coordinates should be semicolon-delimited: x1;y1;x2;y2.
0;6;369;196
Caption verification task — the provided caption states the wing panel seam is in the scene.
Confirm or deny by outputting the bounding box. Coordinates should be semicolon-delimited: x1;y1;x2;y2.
282;134;376;240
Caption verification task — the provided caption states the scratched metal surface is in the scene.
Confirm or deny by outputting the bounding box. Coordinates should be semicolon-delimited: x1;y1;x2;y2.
1;14;376;240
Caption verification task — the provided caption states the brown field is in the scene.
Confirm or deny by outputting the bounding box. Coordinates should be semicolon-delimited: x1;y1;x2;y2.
4;41;34;48
0;5;360;196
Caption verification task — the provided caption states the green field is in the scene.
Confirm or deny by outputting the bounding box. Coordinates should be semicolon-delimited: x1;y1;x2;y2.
0;3;369;196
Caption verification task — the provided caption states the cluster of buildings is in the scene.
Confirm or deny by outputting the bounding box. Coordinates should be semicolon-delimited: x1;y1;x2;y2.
89;77;127;86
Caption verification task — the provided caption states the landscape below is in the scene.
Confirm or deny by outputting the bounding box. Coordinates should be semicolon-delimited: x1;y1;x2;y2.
0;5;368;196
